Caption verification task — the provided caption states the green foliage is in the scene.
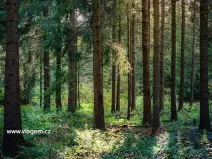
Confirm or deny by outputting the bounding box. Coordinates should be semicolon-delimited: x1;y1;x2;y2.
111;43;131;75
0;0;212;158
0;98;211;159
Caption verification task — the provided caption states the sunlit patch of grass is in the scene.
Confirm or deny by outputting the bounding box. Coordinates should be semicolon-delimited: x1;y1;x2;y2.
62;129;125;158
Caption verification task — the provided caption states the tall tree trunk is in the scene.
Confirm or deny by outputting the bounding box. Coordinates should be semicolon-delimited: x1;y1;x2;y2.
43;6;50;110
40;53;43;108
160;0;165;111
92;0;105;129
3;0;25;156
199;0;210;130
75;32;78;109
44;52;50;109
131;1;136;111
68;10;77;113
190;0;196;107
111;0;117;113
142;0;152;125
171;0;177;121
56;46;62;109
23;63;29;104
116;15;121;112
152;0;161;133
77;59;80;108
179;0;185;111
127;3;131;120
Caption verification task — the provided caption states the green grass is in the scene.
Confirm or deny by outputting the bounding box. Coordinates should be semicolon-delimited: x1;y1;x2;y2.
0;100;212;159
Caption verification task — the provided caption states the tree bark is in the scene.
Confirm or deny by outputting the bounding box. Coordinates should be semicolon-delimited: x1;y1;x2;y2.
111;0;117;113
77;59;80;108
142;0;152;125
75;33;78;109
56;45;62;109
43;6;50;110
190;0;196;107
44;52;50;109
68;9;77;113
3;0;25;156
131;1;136;111
40;52;43;108
171;0;177;121
199;0;210;130
127;3;131;120
179;0;185;111
152;0;161;133
92;0;105;129
22;63;29;104
160;0;165;111
116;15;121;112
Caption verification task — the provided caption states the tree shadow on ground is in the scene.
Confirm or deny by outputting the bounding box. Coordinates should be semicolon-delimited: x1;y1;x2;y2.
164;128;210;159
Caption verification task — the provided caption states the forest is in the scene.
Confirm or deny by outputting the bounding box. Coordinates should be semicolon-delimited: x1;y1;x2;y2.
0;0;212;158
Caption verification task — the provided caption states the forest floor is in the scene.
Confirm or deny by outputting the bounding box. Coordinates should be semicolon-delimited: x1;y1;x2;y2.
0;101;212;159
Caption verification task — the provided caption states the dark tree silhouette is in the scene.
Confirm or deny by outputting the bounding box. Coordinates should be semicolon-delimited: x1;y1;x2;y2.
3;0;25;156
199;0;210;130
171;0;177;121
